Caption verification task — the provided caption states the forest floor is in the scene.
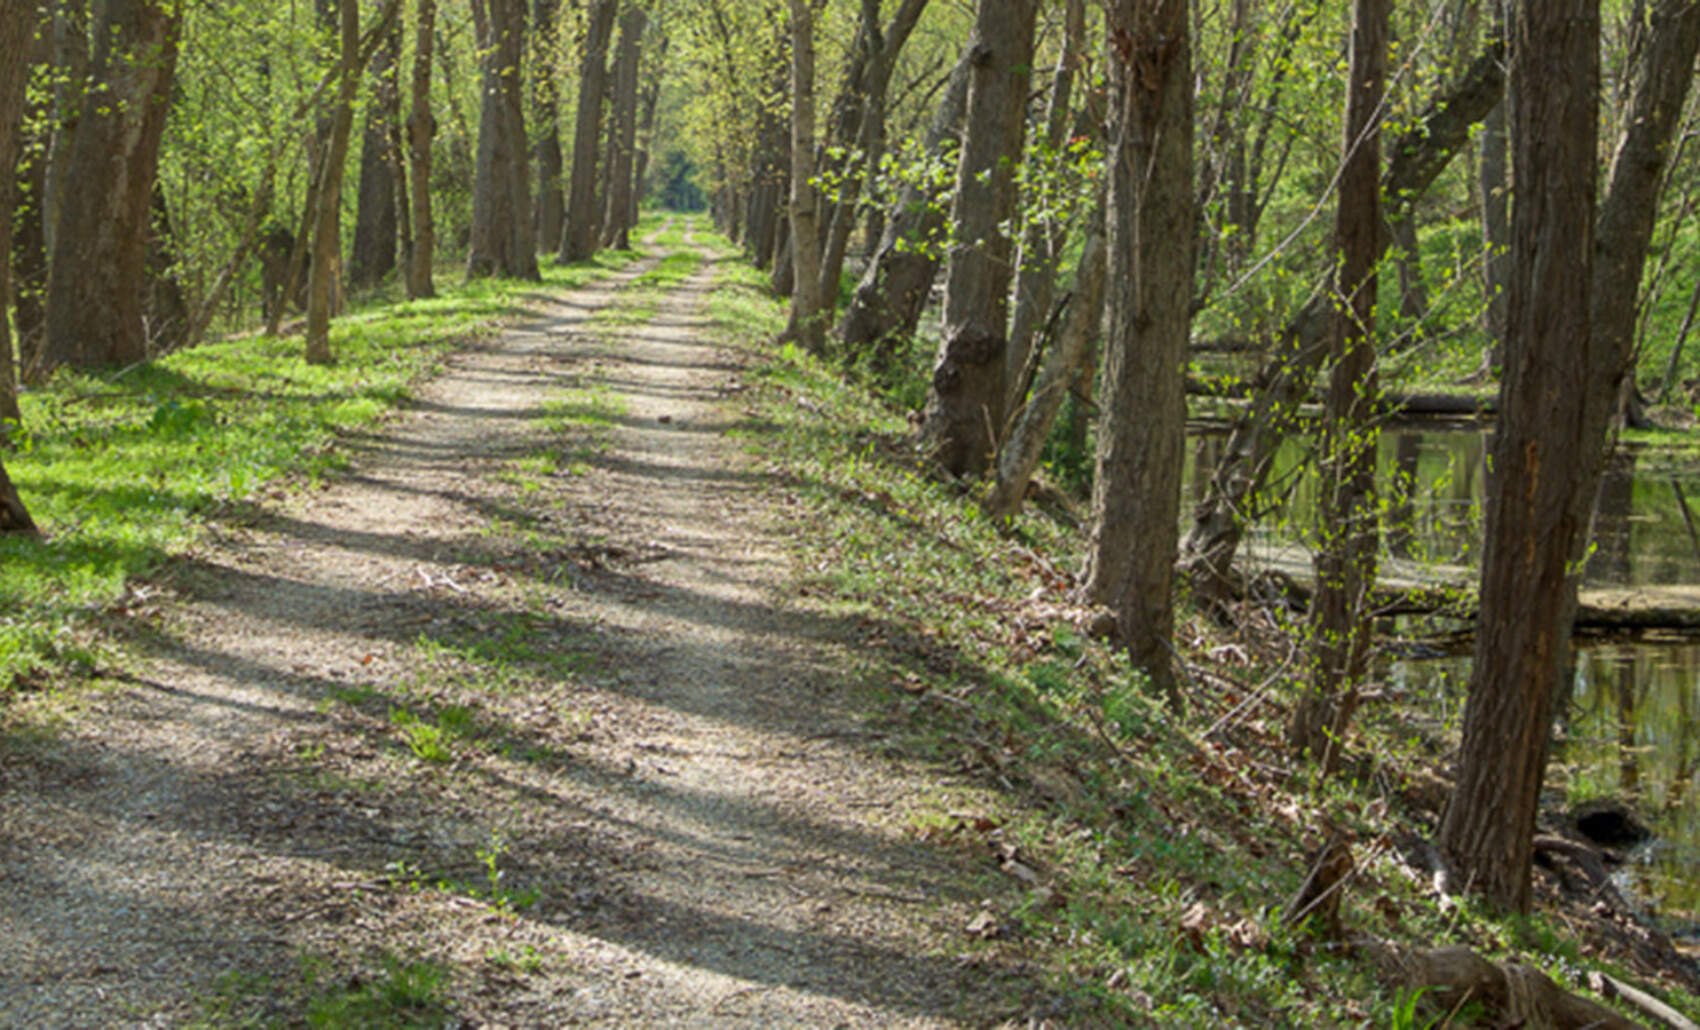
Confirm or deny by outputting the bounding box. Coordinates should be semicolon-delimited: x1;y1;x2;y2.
0;219;1049;1027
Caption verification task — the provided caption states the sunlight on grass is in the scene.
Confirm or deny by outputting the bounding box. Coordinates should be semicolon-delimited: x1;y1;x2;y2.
0;238;650;700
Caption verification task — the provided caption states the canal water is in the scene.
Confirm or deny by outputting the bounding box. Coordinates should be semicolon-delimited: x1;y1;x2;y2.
1187;425;1700;926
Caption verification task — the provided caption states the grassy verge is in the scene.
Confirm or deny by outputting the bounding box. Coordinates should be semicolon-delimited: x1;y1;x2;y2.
699;232;1700;1025
0;228;653;701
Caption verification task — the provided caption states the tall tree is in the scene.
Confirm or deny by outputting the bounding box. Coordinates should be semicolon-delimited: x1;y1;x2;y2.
630;31;670;226
0;0;40;534
599;1;648;251
783;0;824;351
1081;0;1193;704
986;195;1106;521
1005;0;1085;409
814;0;930;309
41;0;180;370
467;0;540;279
305;0;365;364
834;49;971;372
1289;0;1389;770
558;0;618;262
1438;0;1600;913
531;0;565;254
406;0;437;298
917;0;1037;476
350;13;402;290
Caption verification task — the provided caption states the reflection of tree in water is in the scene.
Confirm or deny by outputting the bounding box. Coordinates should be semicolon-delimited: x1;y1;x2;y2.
1385;433;1421;560
1585;448;1637;587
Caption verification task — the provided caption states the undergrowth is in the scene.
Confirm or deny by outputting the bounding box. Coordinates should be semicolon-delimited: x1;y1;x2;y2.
698;230;1700;1026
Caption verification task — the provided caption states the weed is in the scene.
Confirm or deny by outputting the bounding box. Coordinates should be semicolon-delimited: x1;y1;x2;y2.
302;952;450;1029
484;943;545;974
388;704;474;763
475;831;540;914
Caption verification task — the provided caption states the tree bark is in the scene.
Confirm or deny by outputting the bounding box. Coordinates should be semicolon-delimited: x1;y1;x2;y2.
784;0;825;352
834;49;971;370
531;0;565;255
467;0;540;280
815;0;931;309
11;14;55;382
1290;0;1389;771
1081;0;1193;703
306;0;364;364
144;182;188;353
350;15;401;290
1588;0;1700;436
1438;0;1600;913
0;0;39;532
598;2;647;251
41;0;179;370
405;0;436;298
1005;0;1085;409
986;199;1106;521
557;0;616;262
1179;40;1507;604
918;0;1036;476
630;33;668;224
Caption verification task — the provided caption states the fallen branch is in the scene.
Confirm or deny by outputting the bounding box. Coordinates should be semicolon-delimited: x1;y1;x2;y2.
1588;971;1700;1030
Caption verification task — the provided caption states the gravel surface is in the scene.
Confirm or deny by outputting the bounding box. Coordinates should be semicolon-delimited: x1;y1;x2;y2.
0;221;1037;1028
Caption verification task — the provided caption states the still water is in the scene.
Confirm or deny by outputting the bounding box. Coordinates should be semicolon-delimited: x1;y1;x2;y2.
1187;425;1700;925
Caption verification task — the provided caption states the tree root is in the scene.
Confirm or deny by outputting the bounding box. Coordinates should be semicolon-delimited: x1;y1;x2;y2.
1358;938;1645;1029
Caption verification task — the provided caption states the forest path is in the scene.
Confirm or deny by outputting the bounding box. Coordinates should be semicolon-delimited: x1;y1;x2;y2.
0;218;1033;1027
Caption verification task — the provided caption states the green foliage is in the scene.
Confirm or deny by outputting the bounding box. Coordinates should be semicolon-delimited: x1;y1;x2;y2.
302;953;450;1029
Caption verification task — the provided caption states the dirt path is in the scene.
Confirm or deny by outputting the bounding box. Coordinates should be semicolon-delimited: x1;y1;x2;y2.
0;221;1034;1027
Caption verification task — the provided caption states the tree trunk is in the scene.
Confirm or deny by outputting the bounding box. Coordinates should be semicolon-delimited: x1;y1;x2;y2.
1480;92;1509;355
144;183;189;353
1588;0;1700;435
531;0;564;255
918;0;1036;477
42;0;179;370
350;15;401;290
598;2;647;251
630;34;668;224
306;0;364;365
834;49;971;370
1289;0;1389;772
1005;0;1084;409
1438;0;1600;914
405;0;436;298
986;199;1106;521
816;0;931;310
43;0;90;266
0;0;39;532
557;0;616;262
351;16;401;292
467;0;540;280
1179;40;1507;605
11;14;55;382
1081;0;1193;703
784;0;825;352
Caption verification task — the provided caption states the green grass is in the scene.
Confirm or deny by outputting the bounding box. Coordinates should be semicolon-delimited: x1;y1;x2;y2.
191;951;452;1029
0;240;648;702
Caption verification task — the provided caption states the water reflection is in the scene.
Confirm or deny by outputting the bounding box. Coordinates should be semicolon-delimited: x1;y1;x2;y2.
1395;644;1700;928
1184;427;1700;587
1187;425;1700;923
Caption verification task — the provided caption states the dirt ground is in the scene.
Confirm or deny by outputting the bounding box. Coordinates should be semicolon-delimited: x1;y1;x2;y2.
0;221;1043;1027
